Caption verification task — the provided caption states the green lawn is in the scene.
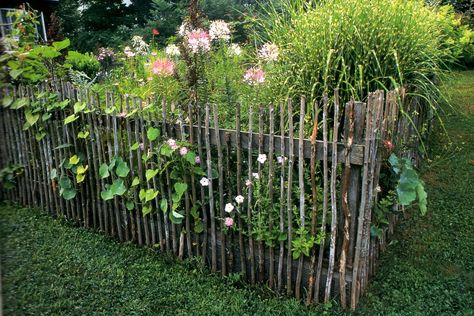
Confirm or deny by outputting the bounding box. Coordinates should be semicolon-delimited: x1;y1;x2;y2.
1;71;474;315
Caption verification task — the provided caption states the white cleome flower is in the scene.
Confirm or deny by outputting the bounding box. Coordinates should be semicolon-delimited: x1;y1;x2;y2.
257;154;267;164
165;44;181;57
225;202;234;213
235;195;244;204
229;43;242;56
209;20;231;41
200;177;209;187
131;36;149;55
258;42;279;62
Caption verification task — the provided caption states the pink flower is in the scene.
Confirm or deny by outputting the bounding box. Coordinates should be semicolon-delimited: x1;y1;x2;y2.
152;28;160;36
244;67;266;85
139;143;145;151
152;58;175;76
383;140;395;151
167;138;177;147
245;179;252;187
195;156;201;164
186;29;210;54
179;147;188;156
224;217;234;227
117;111;127;118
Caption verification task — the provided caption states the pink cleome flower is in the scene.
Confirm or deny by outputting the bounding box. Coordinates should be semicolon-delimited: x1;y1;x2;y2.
152;58;175;76
186;29;211;54
244;67;266;85
224;217;234;227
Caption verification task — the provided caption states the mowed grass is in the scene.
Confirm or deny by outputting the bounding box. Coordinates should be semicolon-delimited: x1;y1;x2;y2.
1;71;474;315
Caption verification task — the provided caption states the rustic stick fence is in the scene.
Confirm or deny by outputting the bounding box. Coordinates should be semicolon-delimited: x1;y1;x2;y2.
0;80;427;309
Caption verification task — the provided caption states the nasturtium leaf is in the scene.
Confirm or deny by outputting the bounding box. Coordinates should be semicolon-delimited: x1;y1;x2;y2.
2;96;13;107
76;165;88;174
77;131;89;139
116;160;130;178
131;142;140;150
62;188;76;200
11;98;28;109
145;189;158;202
101;189;114;201
174;182;188;199
142;154;150;163
147;127;160;141
184;151;196;165
105;107;114;114
145;169;159;182
73;101;86;114
25;111;40;127
160;198;168;213
64;114;78;125
42;112;52;121
169;210;184;224
76;173;86;183
139;189;146;201
131;177;140;187
108;158;117;171
99;163;110;179
110;179;126;196
160;144;174;157
142;205;152;216
416;183;428;215
69;155;80;165
126;201;135;211
35;131;46;141
193;220;204;233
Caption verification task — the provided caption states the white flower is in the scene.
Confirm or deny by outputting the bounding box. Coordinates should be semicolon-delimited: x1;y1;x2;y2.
235;195;244;204
225;203;234;213
131;36;149;55
229;43;242;56
375;185;382;193
123;46;135;58
209;20;231;41
257;154;267;164
178;22;190;37
245;179;252;187
252;172;259;179
165;44;181;57
277;156;284;164
258;42;279;62
200;177;209;187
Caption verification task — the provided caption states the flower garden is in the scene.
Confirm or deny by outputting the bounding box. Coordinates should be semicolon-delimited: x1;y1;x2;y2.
0;0;473;312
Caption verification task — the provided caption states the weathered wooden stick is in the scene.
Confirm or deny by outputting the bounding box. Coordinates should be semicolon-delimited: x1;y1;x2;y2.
187;102;200;257
325;90;340;302
257;105;265;283
314;93;329;303
247;104;256;284
178;113;192;258
138;98;151;246
205;103;217;272
306;99;319;305
212;104;227;275
295;96;306;300
196;103;208;262
124;95;138;242
277;102;286;291
268;104;275;288
339;98;355;308
235;103;246;277
286;98;294;296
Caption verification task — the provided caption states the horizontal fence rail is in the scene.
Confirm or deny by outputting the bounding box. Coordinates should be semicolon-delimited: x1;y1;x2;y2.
0;80;428;309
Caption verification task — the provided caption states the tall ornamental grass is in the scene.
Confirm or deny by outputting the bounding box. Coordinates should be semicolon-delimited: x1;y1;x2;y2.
257;0;456;115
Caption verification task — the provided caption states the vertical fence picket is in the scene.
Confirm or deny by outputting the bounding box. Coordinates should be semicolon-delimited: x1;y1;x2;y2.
277;101;286;291
286;98;294;296
235;103;246;277
205;103;217;272
257;105;265;282
247;104;256;284
314;93;329;302
295;96;306;300
195;103;207;262
268;105;275;288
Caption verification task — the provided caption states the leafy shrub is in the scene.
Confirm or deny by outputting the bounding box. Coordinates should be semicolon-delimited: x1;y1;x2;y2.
65;51;101;78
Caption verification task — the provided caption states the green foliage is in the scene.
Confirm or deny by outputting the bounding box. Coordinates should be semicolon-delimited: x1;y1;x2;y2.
0;164;24;190
256;0;460;115
65;51;101;78
389;154;428;215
